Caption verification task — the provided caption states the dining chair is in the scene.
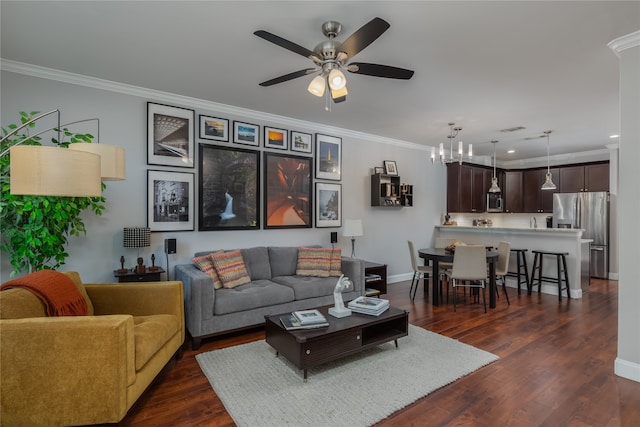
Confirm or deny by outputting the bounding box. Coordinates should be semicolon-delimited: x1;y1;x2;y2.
407;240;435;301
493;241;511;305
435;237;457;302
447;245;488;312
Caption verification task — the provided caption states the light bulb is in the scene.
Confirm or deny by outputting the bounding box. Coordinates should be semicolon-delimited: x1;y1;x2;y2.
328;69;346;90
307;76;325;97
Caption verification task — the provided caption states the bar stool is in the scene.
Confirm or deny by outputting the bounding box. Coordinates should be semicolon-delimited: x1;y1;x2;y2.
506;249;530;294
529;250;570;301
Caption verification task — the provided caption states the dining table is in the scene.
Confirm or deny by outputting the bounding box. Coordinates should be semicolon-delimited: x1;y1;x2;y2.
418;247;499;308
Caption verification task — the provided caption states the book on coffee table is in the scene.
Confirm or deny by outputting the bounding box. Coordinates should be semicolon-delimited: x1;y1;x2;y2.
348;296;390;316
280;314;329;331
292;309;327;325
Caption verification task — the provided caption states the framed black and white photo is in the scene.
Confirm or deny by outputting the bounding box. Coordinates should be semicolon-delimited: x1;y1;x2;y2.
147;170;194;232
199;115;229;142
198;144;260;231
264;152;312;229
147;102;194;167
315;133;341;181
264;126;288;150
290;131;312;154
233;121;259;146
384;160;398;176
315;182;341;228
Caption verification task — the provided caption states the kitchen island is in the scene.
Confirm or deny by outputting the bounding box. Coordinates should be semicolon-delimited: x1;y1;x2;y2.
435;225;588;299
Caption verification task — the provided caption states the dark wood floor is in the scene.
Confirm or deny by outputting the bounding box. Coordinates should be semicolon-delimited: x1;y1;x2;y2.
117;278;640;427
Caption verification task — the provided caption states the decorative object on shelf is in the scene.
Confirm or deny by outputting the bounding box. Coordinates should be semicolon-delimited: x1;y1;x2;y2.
199;144;259;231
488;140;501;193
431;122;472;165
264;126;288;150
147;102;194;168
147;170;195;231
264;152;312;229
290;131;312;154
373;166;384;174
233;121;260;146
315;134;341;180
117;256;127;274
541;130;557;190
343;219;363;258
124;227;150;271
149;254;159;272
383;160;398;176
316;182;342;228
254;18;414;111
328;274;353;318
199;115;229;142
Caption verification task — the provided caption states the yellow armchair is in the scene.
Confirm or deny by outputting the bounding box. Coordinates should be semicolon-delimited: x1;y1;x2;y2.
0;272;184;426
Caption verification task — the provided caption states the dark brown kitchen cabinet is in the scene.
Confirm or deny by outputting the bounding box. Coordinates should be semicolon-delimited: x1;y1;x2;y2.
504;171;523;213
446;163;491;213
523;168;559;213
560;163;609;192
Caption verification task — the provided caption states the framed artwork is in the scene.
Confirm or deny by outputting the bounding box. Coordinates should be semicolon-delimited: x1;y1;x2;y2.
264;152;312;229
264;126;288;150
315;133;341;181
384;160;398;176
233;121;259;146
290;131;312;154
198;144;260;231
374;166;385;174
147;102;194;168
147;170;194;232
199;115;229;142
315;183;341;228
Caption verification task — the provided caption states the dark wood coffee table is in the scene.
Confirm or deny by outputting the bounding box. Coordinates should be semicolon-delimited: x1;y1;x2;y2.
265;305;409;381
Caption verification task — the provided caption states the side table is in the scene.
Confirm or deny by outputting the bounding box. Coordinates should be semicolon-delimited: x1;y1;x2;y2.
114;267;165;283
363;261;387;295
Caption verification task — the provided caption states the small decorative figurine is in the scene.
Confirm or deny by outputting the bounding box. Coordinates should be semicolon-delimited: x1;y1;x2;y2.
136;257;146;274
328;274;353;318
149;253;159;271
117;256;128;274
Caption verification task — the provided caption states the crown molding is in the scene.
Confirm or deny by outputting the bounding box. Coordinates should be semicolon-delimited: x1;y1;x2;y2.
608;30;640;56
0;59;427;152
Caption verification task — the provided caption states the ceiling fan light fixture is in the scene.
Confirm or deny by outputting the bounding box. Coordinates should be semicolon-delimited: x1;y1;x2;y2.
307;75;326;97
331;85;348;103
328;68;346;90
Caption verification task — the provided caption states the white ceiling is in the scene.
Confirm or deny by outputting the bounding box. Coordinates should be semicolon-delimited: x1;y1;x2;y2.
1;1;639;161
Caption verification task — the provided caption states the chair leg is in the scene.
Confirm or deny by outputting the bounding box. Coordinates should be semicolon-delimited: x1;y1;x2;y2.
482;283;487;313
501;276;510;305
453;280;457;312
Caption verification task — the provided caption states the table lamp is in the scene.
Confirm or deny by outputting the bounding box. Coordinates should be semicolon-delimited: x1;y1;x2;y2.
343;219;363;258
123;227;151;273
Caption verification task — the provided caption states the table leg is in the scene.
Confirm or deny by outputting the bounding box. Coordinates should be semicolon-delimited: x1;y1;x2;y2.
489;259;496;308
303;369;308;383
432;258;440;306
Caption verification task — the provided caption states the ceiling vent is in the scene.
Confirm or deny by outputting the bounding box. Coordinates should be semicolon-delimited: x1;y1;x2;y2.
500;126;526;133
524;134;546;141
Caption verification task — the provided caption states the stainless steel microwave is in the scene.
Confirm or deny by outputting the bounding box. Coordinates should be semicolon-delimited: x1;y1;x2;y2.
486;193;503;212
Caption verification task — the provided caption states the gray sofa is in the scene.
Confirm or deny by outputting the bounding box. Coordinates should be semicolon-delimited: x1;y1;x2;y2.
174;246;365;349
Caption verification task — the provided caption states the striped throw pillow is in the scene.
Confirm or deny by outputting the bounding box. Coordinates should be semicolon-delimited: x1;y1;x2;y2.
193;251;223;289
211;249;251;289
296;247;333;277
329;248;343;277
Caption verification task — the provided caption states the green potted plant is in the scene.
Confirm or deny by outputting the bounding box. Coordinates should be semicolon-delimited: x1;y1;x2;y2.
0;111;106;277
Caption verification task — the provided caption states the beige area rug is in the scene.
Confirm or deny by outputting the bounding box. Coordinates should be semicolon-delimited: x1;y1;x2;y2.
196;324;498;427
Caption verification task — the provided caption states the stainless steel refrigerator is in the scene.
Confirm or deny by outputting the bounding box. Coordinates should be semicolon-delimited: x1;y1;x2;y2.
553;192;609;279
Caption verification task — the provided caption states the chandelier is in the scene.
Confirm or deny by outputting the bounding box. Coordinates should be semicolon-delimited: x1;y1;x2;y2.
431;123;472;165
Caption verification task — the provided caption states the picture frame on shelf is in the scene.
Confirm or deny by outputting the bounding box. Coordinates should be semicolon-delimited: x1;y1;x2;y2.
290;131;312;154
147;102;195;168
315;133;341;181
233;121;259;146
264;152;312;229
147;170;194;232
315;182;341;228
198;144;260;231
374;166;385;174
199;115;229;142
384;160;398;176
264;126;288;150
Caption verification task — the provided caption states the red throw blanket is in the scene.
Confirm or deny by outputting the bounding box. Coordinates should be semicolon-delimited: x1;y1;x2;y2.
1;270;88;316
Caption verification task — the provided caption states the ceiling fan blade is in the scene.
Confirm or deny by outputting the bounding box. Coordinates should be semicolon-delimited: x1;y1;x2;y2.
336;17;390;59
348;62;415;80
258;68;318;87
254;30;321;63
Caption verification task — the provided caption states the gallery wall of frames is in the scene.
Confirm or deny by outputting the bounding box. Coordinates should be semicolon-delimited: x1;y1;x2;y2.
146;102;343;232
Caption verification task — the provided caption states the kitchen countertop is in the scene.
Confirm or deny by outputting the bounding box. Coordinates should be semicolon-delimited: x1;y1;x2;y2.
436;225;584;234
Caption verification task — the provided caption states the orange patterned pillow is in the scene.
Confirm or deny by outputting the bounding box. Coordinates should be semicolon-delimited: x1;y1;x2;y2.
211;249;251;289
296;247;333;277
329;248;342;277
193;251;223;289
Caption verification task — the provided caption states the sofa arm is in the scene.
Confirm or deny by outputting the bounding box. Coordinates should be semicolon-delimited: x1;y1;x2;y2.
174;263;215;339
85;281;183;317
341;257;365;294
0;315;136;425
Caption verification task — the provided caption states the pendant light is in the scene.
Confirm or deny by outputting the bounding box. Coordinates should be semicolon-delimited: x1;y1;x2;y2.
541;130;557;190
488;140;501;193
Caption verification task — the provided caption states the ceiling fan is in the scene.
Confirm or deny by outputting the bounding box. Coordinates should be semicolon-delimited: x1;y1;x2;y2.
254;17;414;107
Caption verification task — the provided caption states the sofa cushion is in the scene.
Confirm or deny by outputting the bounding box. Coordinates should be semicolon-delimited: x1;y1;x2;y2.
240;247;272;280
193;252;223;289
296;247;333;277
133;314;180;371
0;288;47;319
213;280;295;315
329;249;343;277
268;246;299;277
61;272;95;316
272;275;338;300
211;250;251;289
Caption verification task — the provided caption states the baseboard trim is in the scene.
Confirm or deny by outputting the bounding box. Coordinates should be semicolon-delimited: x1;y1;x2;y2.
615;357;640;383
